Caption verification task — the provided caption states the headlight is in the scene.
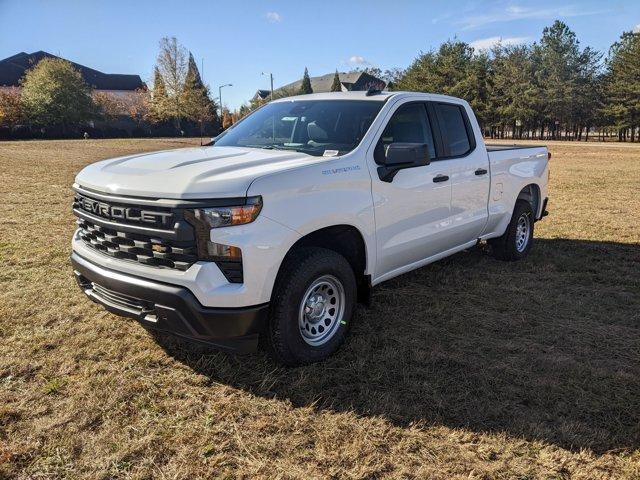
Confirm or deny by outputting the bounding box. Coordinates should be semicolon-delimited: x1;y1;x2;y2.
187;196;262;229
183;197;262;283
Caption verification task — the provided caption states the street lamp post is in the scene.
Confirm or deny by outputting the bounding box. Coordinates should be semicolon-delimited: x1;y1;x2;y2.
262;72;274;101
218;83;232;119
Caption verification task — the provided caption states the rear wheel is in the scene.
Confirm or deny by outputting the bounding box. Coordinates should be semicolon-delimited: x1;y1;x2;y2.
268;247;356;366
489;200;534;261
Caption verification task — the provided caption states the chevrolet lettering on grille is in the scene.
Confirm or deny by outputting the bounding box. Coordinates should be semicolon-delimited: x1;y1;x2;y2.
75;195;173;225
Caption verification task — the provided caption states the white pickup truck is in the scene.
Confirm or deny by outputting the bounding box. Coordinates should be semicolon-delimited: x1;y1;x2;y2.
71;91;549;365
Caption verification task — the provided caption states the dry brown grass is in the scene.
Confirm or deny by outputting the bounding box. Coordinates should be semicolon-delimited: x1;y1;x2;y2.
0;138;639;479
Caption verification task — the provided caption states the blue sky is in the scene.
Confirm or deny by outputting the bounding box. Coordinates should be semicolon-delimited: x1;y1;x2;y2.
1;0;638;109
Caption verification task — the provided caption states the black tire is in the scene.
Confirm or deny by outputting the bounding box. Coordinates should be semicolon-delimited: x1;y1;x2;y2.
489;200;535;261
268;247;357;366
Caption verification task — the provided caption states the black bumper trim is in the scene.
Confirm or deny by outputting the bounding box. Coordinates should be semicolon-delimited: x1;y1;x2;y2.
71;252;268;353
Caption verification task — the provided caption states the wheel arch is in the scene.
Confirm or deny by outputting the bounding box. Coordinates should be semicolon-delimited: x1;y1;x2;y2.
273;224;371;305
516;183;542;219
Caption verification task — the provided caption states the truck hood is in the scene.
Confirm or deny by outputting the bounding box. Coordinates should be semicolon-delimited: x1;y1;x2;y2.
75;146;319;199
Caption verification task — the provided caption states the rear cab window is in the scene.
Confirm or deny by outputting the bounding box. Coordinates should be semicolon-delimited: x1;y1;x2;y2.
434;103;475;157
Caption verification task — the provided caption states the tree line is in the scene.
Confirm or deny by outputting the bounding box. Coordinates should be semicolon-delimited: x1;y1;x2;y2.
237;20;639;142
373;20;638;141
2;21;638;141
0;37;219;138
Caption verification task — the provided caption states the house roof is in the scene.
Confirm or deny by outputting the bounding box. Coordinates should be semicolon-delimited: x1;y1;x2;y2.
255;71;386;100
0;51;145;90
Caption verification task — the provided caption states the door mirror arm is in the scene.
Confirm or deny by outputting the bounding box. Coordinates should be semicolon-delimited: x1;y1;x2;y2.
375;143;431;182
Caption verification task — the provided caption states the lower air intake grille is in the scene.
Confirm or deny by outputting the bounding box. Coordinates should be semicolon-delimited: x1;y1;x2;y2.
91;283;151;313
216;260;243;283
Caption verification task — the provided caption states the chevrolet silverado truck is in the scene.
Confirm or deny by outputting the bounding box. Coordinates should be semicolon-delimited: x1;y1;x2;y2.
71;91;549;366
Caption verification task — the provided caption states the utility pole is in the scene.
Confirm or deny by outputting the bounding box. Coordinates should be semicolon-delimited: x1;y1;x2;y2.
262;72;274;101
269;73;273;101
200;58;205;145
218;83;232;120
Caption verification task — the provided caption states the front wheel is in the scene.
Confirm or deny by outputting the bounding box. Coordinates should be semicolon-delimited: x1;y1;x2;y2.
268;247;356;366
489;200;534;261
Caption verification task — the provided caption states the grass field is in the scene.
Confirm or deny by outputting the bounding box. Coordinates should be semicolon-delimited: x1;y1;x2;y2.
1;138;639;479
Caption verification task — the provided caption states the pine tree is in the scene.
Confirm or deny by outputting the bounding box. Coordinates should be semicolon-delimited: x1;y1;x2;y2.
491;44;539;138
395;40;492;128
181;52;219;128
606;30;640;140
186;52;205;89
535;21;582;139
330;70;342;92
299;67;313;94
150;67;170;122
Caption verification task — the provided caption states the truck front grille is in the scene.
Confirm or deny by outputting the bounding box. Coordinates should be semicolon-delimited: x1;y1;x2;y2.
76;218;197;271
72;189;244;282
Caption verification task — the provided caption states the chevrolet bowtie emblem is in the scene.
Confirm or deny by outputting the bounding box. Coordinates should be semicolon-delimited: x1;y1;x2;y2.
151;244;168;253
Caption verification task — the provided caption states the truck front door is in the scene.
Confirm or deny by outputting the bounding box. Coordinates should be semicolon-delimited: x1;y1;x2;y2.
368;101;452;280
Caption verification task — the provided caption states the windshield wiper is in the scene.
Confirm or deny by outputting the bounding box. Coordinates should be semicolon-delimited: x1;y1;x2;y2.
245;144;287;151
242;144;315;156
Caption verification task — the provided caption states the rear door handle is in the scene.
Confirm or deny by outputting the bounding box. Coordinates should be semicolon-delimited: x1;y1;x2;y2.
433;174;449;183
475;168;488;176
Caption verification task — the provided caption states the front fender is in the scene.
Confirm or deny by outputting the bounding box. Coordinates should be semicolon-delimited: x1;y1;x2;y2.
248;154;376;278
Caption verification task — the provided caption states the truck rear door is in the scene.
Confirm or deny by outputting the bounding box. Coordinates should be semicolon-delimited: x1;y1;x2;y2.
430;101;490;244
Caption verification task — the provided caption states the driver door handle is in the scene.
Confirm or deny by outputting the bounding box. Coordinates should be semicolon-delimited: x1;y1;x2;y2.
475;168;488;176
433;174;449;183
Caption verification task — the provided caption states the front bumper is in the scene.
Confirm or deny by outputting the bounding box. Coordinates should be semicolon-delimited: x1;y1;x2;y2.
71;252;269;353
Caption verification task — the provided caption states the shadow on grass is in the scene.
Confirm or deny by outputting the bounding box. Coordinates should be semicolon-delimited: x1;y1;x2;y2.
155;238;640;454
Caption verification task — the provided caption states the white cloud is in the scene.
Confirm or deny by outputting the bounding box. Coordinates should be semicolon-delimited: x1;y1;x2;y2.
634;24;640;33
431;12;453;25
347;55;369;65
470;36;530;51
458;4;610;30
266;12;282;23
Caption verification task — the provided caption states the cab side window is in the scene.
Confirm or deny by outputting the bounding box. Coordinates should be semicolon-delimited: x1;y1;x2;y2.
435;103;472;157
379;103;436;159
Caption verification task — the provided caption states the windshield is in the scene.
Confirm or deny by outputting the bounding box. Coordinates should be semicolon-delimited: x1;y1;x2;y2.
214;100;383;157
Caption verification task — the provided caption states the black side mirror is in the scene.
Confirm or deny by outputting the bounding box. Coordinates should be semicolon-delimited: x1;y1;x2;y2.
375;142;430;182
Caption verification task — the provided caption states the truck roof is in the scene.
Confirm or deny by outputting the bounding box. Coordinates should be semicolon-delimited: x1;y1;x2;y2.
271;90;465;104
271;91;394;102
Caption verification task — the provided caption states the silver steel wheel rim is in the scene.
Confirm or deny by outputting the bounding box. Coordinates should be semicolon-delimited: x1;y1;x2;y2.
298;274;345;346
515;213;531;252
